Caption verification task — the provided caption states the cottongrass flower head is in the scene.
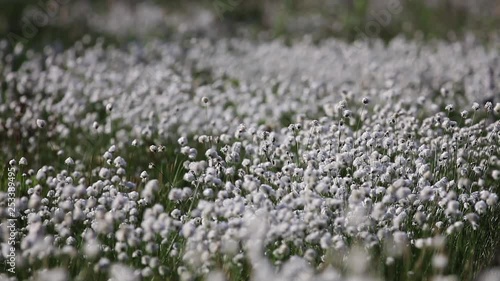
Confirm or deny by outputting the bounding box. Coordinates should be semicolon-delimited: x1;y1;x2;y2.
1;32;499;281
36;119;46;128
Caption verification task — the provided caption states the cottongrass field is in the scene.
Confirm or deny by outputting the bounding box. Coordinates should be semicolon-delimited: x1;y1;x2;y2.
0;36;499;281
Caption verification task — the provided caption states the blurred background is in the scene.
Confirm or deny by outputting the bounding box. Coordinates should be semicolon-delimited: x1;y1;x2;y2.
1;0;500;49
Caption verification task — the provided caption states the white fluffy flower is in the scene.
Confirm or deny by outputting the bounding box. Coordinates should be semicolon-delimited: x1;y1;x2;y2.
475;201;487;214
98;167;110;179
64;157;75;166
19;157;28;165
36;119;47;128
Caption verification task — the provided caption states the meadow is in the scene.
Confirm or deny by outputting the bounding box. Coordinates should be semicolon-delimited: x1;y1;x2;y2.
1;0;500;280
0;34;499;281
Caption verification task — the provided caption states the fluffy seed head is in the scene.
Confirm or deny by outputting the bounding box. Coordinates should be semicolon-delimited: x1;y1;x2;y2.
36;119;47;128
